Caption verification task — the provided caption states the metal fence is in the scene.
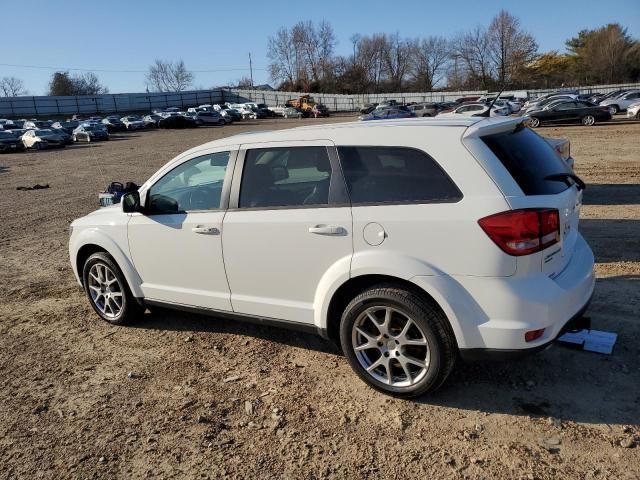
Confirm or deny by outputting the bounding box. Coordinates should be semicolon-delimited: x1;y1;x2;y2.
1;82;639;117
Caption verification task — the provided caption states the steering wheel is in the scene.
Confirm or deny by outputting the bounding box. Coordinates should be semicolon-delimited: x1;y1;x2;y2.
188;187;211;210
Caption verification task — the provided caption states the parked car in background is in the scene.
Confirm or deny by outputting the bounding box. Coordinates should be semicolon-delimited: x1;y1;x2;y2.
23;120;52;130
157;115;198;129
359;107;415;121
525;100;611;127
22;129;67;149
52;121;80;135
311;104;330;118
408;103;439;117
257;104;276;117
271;106;303;118
359;103;379;114
195;111;227;126
626;101;640;119
102;116;125;132
73;125;110;142
0;130;25;152
523;95;578;112
143;114;162;127
438;103;510;117
121;116;145;130
599;90;640;114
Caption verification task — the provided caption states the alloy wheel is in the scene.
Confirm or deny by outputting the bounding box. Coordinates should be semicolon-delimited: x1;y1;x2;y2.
352;306;431;387
87;263;124;319
583;115;595;126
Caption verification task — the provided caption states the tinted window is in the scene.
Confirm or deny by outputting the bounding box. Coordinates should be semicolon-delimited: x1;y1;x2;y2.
555;102;576;110
239;146;332;208
337;146;462;204
482;126;571;196
148;152;230;213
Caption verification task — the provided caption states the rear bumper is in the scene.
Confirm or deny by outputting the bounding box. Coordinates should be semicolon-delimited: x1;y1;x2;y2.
459;298;592;361
411;233;595;352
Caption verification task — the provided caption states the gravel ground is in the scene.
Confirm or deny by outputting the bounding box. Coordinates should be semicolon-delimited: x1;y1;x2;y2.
0;116;639;479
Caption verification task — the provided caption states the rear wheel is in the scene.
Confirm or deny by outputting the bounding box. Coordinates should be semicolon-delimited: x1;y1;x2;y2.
340;286;457;398
82;252;143;325
218;119;224;126
422;113;431;117
35;142;44;150
528;116;541;128
609;105;619;115
582;115;596;126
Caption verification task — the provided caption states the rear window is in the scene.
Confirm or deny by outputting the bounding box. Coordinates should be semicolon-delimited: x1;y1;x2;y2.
481;126;571;195
337;146;462;204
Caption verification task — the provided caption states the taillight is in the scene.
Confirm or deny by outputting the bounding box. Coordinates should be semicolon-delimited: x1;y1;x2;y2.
478;209;560;256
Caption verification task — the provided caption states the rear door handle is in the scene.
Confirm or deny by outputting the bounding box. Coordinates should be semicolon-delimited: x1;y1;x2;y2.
192;226;220;235
308;225;345;236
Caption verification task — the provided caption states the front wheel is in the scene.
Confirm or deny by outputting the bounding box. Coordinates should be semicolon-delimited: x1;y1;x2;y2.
528;116;541;128
340;286;457;398
82;252;143;325
582;115;596;126
609;105;619;115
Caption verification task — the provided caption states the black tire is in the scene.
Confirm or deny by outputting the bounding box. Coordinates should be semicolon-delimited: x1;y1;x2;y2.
609;104;619;115
422;113;431;117
528;116;541;128
339;285;457;398
82;252;144;325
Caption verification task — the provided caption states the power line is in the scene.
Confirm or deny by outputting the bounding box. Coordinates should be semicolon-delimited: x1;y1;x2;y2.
0;63;268;73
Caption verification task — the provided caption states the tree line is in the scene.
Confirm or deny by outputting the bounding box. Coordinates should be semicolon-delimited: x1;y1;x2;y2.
1;11;638;98
267;12;640;93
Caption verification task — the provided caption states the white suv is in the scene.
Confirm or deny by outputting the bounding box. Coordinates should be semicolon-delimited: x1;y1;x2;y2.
69;117;595;397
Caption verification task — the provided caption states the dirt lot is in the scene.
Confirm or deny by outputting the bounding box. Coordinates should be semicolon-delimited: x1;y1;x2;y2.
1;116;639;479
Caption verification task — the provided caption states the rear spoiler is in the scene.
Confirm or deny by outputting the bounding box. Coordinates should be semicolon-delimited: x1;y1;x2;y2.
462;117;524;139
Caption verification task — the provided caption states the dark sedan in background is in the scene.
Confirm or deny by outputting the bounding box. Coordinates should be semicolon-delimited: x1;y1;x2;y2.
526;100;612;127
0;130;25;152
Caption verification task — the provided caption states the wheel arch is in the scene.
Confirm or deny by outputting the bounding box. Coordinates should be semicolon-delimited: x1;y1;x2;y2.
323;274;460;349
71;231;143;297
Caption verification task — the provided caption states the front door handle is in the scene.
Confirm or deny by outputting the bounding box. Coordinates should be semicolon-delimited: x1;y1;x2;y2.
308;225;345;236
192;225;220;235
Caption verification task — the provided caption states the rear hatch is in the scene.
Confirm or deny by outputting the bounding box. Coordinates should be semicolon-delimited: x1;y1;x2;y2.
478;123;583;277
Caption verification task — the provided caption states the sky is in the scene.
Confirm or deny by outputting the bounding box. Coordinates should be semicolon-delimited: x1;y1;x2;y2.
1;0;638;95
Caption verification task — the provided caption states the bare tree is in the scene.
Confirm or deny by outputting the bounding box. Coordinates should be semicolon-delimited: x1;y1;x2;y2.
268;27;299;87
268;20;336;89
48;71;107;95
380;33;412;91
146;60;194;92
0;76;27;97
488;10;538;85
452;26;493;89
410;36;451;90
74;72;109;95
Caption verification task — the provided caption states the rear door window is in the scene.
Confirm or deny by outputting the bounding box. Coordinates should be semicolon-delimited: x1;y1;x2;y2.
481;126;571;195
337;146;462;204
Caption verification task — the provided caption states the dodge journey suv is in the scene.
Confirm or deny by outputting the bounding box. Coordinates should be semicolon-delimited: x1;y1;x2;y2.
69;117;594;397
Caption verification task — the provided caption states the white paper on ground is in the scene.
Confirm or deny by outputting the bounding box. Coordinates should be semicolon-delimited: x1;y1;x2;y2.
557;329;617;354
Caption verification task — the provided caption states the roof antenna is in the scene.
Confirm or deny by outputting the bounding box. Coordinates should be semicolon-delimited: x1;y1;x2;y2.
479;84;506;117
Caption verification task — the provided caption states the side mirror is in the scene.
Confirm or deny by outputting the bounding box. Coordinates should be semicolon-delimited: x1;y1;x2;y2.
122;191;141;213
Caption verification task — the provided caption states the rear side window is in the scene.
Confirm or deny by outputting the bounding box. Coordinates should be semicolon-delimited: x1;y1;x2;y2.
337;146;462;204
482;126;571;195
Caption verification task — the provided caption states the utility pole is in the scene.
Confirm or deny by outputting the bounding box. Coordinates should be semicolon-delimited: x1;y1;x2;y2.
249;52;254;89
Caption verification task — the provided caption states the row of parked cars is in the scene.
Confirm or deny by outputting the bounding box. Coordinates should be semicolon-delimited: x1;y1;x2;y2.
0;101;321;152
357;88;640;127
